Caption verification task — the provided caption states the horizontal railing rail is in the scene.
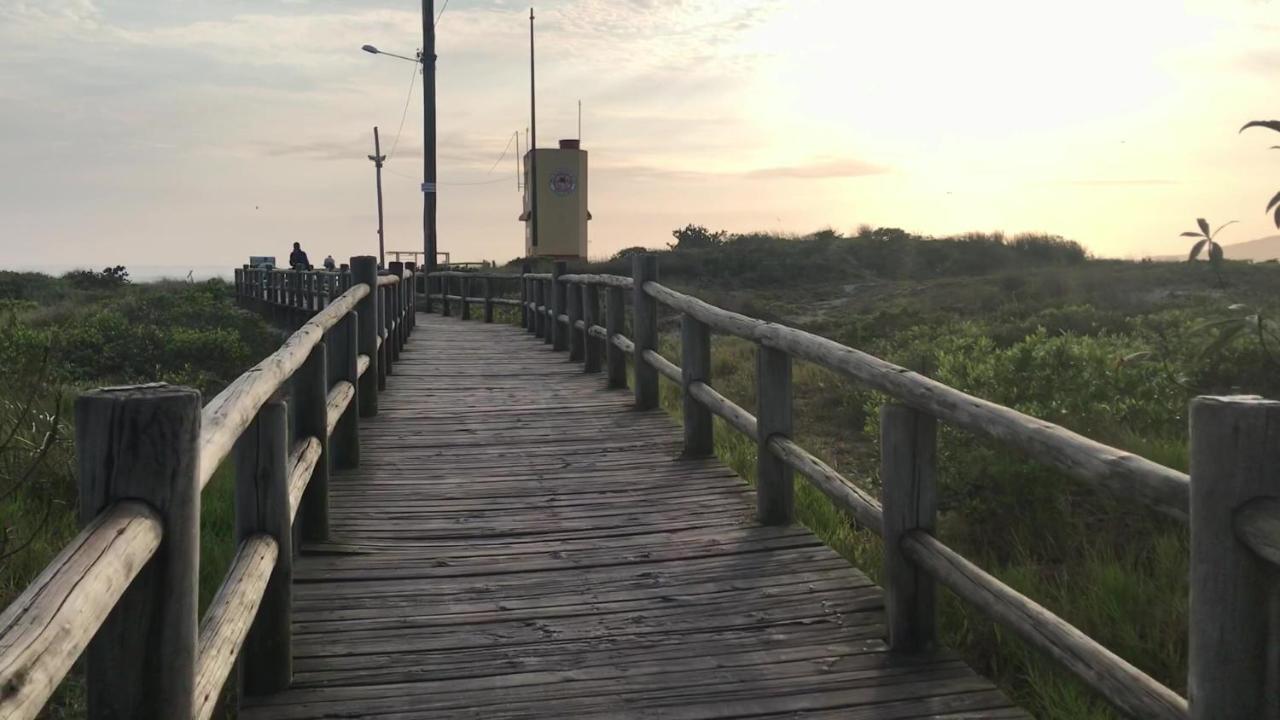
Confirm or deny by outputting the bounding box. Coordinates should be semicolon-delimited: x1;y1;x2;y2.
429;255;1278;720
0;256;419;720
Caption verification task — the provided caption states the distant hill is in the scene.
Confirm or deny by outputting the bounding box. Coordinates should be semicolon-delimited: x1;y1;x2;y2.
1222;235;1280;262
1152;235;1280;262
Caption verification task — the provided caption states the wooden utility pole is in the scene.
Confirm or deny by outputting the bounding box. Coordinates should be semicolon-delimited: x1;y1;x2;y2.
368;127;386;268
423;0;438;273
529;7;539;251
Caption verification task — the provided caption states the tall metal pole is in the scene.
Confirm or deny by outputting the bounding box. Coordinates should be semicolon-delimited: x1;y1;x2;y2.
423;0;438;273
529;8;539;252
369;127;386;267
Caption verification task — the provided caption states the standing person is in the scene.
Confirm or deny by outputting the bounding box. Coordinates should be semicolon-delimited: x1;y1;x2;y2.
289;242;310;270
323;255;336;271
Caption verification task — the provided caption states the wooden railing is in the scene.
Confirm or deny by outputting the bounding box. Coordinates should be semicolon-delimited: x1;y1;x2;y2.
0;256;417;720
428;256;1280;720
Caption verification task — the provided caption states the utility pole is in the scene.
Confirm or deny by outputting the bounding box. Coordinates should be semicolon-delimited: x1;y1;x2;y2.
529;7;539;252
368;127;386;268
423;0;438;273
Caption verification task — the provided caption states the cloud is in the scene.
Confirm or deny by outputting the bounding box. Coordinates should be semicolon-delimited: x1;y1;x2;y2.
1047;178;1178;187
744;158;889;180
595;157;888;181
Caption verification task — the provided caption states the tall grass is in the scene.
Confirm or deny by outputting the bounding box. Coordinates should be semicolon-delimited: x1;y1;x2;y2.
0;273;279;718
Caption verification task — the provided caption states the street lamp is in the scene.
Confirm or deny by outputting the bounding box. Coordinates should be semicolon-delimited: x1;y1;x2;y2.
361;1;437;275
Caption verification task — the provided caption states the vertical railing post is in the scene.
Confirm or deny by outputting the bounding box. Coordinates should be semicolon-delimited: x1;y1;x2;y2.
541;279;552;344
296;341;329;543
388;261;404;352
441;274;452;317
756;346;793;524
235;398;292;696
483;277;495;323
880;402;938;653
424;271;435;313
76;384;201;720
378;281;390;387
352;256;379;418
520;262;531;329
606;286;627;389
332;310;360;469
632;254;659;409
552;262;568;351
583;283;601;373
532;279;542;338
404;262;416;333
461;276;472;321
681;315;712;456
1189;395;1280;719
568;280;583;362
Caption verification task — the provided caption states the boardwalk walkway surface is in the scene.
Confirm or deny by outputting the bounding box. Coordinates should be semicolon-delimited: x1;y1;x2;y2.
242;313;1025;719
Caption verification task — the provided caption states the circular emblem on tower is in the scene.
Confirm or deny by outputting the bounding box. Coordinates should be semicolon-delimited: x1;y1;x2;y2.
549;171;576;196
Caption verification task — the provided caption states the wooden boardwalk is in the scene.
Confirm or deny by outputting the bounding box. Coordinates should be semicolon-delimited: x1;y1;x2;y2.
242;313;1025;719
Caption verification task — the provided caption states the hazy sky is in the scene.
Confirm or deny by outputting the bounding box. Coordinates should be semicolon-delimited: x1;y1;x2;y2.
1;0;1277;270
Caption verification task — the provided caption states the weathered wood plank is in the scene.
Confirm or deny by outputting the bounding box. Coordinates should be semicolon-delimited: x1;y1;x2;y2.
193;534;278;720
239;314;1023;720
0;502;161;720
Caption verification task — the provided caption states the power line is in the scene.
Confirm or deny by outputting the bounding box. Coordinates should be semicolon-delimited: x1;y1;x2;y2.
385;62;418;162
435;0;449;26
383;167;509;186
485;131;517;174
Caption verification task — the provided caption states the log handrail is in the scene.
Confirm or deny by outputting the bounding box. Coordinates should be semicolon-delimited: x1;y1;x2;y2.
463;254;1279;720
1;256;420;720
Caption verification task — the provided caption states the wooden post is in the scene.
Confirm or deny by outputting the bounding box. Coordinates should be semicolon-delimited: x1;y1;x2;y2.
606;286;626;389
1189;396;1280;719
681;315;712;456
552;262;568;351
76;384;201;720
632;254;659;409
332;311;360;469
520;262;531;328
880;403;938;654
583;283;601;373
441;275;452;317
568;281;583;362
756;345;792;524
534;278;546;339
424;272;435;313
352;256;378;417
545;275;555;343
296;342;329;543
388;262;404;351
378;283;390;386
234;399;292;696
483;277;495;323
460;276;472;321
405;262;417;332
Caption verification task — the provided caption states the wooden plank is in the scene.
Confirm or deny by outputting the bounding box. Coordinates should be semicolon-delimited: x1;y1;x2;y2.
0;502;161;720
239;314;1023;720
902;530;1185;719
194;534;278;720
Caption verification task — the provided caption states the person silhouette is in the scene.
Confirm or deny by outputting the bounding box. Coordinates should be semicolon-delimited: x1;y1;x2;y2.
289;242;310;270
